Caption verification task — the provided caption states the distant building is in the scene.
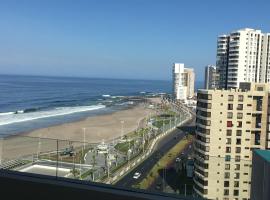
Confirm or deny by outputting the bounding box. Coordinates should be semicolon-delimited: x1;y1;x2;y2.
194;82;270;200
173;63;195;101
204;65;219;89
217;28;270;89
251;150;270;200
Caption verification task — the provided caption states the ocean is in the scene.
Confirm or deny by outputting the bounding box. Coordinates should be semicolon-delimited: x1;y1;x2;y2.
0;75;172;135
0;75;204;136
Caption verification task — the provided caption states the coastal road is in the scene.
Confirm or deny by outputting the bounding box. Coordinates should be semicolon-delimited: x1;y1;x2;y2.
115;117;195;188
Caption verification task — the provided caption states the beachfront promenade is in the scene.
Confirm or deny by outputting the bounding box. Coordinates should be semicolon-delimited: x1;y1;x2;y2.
0;97;193;186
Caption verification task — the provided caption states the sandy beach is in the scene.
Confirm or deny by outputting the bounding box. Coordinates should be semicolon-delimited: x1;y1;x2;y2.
0;98;161;161
24;103;154;143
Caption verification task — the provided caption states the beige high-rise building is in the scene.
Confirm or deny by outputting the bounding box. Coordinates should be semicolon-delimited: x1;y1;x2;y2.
173;63;195;101
194;82;270;200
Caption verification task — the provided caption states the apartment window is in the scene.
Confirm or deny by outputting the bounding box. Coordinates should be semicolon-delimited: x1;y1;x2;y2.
234;181;239;187
227;121;233;127
257;86;264;91
228;104;233;110
236;138;241;145
226;147;231;153
238;95;244;102
255;132;261;145
205;146;210;152
224;189;229;196
237;113;243;119
237;104;243;110
236;130;242;136
225;155;231;162
235;164;240;170
226;138;231;144
235;156;241;162
226;130;232;136
235;172;240;179
237;121;242;128
236;147;241;153
234;190;239;196
224;181;230;187
227;112;233;119
225;164;230;170
228;95;234;101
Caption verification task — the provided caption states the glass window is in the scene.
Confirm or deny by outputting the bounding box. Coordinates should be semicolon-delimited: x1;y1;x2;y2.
238;95;244;102
225;164;230;170
235;173;240;179
224;181;230;187
226;147;231;153
235;164;240;170
234;181;239;187
228;95;234;101
228;104;233;110
227;121;233;127
227;112;233;119
237;104;243;110
236;130;242;136
225;155;231;162
236;138;241;145
224;172;230;178
236;147;241;153
237;121;242;128
237;113;243;119
227;130;232;136
234;190;239;196
226;138;231;144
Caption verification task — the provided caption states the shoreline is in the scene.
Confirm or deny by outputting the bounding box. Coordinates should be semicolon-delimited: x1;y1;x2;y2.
19;101;156;143
0;97;161;162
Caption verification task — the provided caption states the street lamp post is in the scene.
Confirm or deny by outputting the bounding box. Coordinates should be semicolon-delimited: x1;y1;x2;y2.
121;120;124;140
142;131;145;153
83;128;86;151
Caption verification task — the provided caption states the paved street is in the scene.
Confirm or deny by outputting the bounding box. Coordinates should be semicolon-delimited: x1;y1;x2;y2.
115;117;195;188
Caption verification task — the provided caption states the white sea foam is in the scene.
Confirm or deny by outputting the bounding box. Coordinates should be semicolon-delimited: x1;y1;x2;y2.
0;105;106;126
0;112;14;116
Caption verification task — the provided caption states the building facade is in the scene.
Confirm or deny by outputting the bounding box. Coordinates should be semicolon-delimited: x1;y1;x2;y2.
204;65;219;89
173;63;195;101
194;82;270;200
217;28;270;89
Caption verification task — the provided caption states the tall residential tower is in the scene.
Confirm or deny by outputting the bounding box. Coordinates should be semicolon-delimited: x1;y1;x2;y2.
217;28;270;89
204;65;219;89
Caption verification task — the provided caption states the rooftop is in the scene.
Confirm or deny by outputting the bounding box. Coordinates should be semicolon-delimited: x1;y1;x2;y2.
254;149;270;163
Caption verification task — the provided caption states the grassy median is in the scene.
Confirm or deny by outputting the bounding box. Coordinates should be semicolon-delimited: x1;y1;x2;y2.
133;135;193;190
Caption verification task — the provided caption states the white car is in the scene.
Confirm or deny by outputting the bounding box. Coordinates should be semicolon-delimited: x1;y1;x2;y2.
133;172;141;179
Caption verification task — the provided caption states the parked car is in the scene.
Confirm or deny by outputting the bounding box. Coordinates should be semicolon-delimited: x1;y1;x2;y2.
133;172;141;179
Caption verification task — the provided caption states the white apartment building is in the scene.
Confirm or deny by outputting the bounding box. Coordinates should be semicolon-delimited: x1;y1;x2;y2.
194;82;270;200
217;28;270;89
205;65;219;89
173;63;195;101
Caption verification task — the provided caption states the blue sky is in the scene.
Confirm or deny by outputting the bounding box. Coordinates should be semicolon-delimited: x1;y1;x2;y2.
0;0;269;81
